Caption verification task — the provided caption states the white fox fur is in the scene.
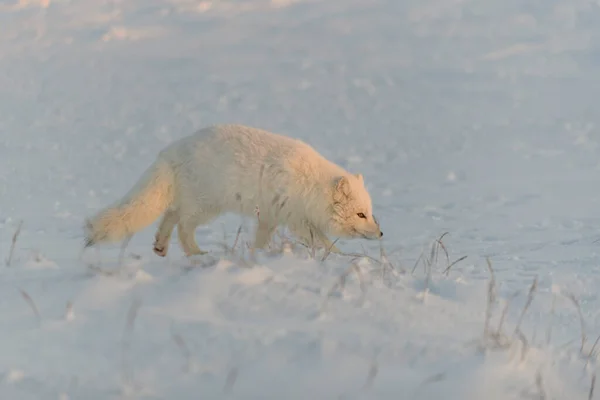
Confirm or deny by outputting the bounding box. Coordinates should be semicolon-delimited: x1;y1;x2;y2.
85;124;382;256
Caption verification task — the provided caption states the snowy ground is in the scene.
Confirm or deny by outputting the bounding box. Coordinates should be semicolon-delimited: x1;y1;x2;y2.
3;0;600;398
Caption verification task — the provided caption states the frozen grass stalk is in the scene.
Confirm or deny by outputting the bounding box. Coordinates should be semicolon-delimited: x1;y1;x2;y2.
223;366;238;395
118;234;132;268
566;293;587;353
546;294;557;345
495;291;519;338
19;288;41;325
483;257;496;340
121;297;142;388
6;220;23;267
322;262;367;313
362;360;379;390
589;335;600;360
443;255;468;276
320;237;339;262
435;232;450;266
171;328;193;373
515;329;529;362
535;371;547;400
514;276;538;336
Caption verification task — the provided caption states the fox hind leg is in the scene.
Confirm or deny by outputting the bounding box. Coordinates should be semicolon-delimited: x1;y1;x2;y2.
177;211;218;257
153;209;179;257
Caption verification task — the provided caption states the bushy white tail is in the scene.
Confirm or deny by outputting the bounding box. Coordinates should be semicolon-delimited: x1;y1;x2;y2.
84;160;174;247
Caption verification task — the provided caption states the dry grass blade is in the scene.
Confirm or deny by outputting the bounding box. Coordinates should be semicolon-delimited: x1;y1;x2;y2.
378;241;401;280
566;293;586;353
322;263;367;312
495;291;519;337
87;264;120;277
483;257;497;339
411;234;451;276
123;297;142;338
257;164;265;210
379;241;391;268
428;239;438;270
443;255;468;276
420;372;447;387
339;251;385;266
589;335;600;360
230;224;243;255
515;329;529;362
423;254;432;296
411;372;447;397
362;361;379;390
308;227;317;259
590;372;596;400
411;248;425;274
171;329;192;372
514;277;538;336
546;294;557;345
118;235;133;268
19;289;41;325
321;238;340;262
121;297;142;385
6;220;23;267
435;232;450;266
324;271;348;305
65;300;75;321
351;263;368;303
223;366;238;395
536;371;547;400
221;223;228;244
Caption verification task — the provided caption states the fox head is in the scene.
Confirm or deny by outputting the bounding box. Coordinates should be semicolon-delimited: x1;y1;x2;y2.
329;174;383;240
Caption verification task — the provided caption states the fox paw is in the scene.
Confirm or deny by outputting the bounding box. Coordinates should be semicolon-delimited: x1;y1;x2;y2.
153;243;168;257
185;249;208;257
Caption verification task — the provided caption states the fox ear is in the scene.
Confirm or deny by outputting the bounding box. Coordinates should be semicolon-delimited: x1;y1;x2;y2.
334;176;351;197
355;173;363;184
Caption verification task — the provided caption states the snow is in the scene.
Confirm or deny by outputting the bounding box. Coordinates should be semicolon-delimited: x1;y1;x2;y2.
2;0;600;398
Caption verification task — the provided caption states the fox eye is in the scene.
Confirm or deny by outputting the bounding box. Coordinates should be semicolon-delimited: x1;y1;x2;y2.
357;213;367;219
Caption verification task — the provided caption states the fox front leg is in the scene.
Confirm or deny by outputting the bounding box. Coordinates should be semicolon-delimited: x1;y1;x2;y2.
289;222;341;254
314;229;341;254
253;220;277;250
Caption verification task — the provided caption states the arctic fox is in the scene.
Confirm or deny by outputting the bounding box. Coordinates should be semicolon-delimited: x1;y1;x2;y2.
84;124;382;257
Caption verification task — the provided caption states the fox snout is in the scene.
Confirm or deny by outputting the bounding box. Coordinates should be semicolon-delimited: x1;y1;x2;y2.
365;228;383;240
371;216;383;239
361;221;383;240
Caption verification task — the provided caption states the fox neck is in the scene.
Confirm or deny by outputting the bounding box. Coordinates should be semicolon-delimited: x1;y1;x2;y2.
290;156;351;236
303;172;347;236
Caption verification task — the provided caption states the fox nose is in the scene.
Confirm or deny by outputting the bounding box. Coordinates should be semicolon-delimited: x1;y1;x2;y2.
379;231;383;238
